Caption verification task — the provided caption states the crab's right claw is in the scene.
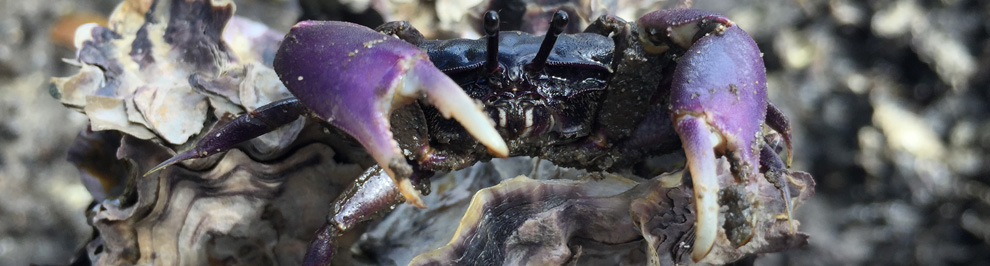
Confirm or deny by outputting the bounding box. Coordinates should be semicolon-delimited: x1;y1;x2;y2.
274;21;508;208
639;9;771;262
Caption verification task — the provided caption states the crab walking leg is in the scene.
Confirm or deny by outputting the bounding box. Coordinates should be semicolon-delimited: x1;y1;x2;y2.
674;116;720;262
766;102;793;166
274;21;507;208
145;98;307;175
760;145;794;233
304;225;338;266
304;166;410;265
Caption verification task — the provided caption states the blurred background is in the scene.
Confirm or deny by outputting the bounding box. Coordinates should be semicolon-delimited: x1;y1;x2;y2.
0;0;987;265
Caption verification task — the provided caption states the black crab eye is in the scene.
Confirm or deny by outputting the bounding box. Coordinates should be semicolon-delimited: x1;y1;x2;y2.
484;11;501;73
526;10;569;72
438;10;503;74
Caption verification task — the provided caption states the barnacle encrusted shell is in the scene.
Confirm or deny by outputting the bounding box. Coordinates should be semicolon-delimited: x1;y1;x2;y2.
50;0;291;145
53;0;361;264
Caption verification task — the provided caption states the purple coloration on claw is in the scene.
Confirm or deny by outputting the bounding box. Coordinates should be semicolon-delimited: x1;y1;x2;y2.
667;15;768;183
637;9;733;55
638;8;769;261
274;21;507;208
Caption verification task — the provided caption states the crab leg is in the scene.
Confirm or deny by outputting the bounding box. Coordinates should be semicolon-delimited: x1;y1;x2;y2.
761;144;794;233
638;9;770;261
274;21;508;208
766;102;793;166
304;165;416;265
145;98;307;175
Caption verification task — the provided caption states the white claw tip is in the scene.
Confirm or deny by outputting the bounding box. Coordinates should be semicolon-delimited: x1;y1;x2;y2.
398;178;426;209
487;141;509;158
691;240;714;262
410;60;509;159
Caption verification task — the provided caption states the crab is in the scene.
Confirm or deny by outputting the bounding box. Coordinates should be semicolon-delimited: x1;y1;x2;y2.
145;7;795;265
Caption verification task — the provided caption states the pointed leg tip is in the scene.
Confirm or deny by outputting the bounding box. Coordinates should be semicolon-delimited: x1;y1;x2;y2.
144;150;197;176
398;178;427;209
781;182;796;234
143;166;164;177
143;161;169;176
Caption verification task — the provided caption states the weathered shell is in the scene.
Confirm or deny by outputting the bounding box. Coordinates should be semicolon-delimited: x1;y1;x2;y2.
53;0;351;264
70;128;363;265
357;156;813;265
51;0;292;146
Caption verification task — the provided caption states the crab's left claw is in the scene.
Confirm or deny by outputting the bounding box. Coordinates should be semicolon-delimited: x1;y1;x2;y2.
639;9;770;262
274;21;508;208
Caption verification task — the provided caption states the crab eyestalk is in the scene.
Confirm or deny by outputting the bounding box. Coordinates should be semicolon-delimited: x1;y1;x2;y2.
275;21;508;208
484;11;500;72
638;9;771;262
527;10;568;71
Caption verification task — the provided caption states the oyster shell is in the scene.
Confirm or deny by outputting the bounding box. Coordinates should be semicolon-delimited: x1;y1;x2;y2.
359;157;813;265
53;0;358;264
51;0;290;145
73;131;362;265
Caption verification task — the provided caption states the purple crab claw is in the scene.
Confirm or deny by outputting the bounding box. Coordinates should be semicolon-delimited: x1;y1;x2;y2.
274;21;508;208
638;9;771;262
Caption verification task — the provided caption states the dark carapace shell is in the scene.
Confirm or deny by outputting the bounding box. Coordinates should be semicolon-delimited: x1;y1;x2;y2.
418;32;616;143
